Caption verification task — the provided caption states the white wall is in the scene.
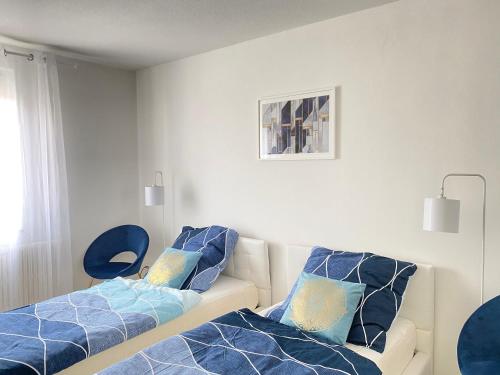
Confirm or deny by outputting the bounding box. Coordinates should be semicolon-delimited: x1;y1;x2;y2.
136;0;500;373
58;59;139;290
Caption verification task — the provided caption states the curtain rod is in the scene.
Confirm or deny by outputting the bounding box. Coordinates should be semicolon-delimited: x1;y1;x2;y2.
3;48;34;61
3;47;79;70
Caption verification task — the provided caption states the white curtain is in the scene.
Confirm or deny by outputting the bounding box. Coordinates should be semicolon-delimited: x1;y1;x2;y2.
0;47;72;311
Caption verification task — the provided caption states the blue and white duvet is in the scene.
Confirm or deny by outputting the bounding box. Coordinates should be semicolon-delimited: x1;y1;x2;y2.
0;277;201;375
99;309;381;375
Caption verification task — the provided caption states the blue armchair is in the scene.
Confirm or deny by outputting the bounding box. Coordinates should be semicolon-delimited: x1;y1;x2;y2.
458;295;500;374
84;225;149;286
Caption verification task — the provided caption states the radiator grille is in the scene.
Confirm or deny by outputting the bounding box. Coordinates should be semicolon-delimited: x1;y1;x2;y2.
0;243;54;311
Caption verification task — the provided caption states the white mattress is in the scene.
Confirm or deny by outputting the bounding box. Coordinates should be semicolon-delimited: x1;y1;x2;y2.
259;304;417;375
347;317;417;375
60;275;258;374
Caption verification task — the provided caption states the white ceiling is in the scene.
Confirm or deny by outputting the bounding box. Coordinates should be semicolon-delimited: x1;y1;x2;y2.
0;0;396;70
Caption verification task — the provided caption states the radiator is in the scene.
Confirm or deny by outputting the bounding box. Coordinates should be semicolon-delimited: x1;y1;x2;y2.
0;243;54;311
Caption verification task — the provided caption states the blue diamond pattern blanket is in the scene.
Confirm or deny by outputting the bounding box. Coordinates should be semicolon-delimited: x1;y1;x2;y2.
0;277;201;375
98;309;381;375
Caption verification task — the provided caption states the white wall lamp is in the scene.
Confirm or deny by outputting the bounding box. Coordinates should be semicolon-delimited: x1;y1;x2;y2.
145;171;165;247
423;173;487;303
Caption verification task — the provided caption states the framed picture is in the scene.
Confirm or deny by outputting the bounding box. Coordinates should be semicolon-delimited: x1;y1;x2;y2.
259;87;335;160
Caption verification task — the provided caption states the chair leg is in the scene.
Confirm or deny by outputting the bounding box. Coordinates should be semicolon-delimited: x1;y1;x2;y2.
138;266;150;279
89;278;95;288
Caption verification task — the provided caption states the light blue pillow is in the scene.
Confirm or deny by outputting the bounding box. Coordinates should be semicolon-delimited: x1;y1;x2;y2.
145;248;202;289
268;247;417;352
280;272;366;345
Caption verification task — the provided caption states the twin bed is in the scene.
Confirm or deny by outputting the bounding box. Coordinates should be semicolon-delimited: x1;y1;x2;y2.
0;235;434;375
0;236;270;374
60;237;271;374
277;245;435;375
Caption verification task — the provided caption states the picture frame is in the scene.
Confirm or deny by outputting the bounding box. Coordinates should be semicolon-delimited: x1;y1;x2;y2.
258;87;335;160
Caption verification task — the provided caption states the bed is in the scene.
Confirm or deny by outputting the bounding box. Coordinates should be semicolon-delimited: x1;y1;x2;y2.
0;236;271;375
279;244;435;375
98;244;434;375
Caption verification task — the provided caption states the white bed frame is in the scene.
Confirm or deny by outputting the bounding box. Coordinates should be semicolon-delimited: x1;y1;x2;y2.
286;245;435;375
59;236;271;374
223;236;272;307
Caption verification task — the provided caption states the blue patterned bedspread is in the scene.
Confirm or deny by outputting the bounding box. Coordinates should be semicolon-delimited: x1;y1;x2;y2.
99;309;381;375
0;277;201;375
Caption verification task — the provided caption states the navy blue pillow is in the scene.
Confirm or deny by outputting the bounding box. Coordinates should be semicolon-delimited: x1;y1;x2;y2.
172;225;239;293
267;247;417;352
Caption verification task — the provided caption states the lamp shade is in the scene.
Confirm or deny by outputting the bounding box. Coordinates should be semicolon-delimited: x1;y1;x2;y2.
423;197;460;233
144;185;164;206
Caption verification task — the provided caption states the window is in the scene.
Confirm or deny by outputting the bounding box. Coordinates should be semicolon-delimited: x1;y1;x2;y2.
0;68;23;244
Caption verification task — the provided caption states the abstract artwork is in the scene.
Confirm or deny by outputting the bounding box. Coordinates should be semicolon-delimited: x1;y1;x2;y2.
259;88;335;160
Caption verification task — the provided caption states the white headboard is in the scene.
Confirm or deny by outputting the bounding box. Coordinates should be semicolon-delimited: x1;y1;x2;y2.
287;245;435;355
223;237;271;307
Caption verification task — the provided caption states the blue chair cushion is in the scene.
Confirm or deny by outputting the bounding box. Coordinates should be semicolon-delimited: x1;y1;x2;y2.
85;262;134;279
172;225;239;293
267;246;417;352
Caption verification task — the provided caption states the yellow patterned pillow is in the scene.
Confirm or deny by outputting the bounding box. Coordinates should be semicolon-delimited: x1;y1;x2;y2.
145;248;202;288
280;272;365;344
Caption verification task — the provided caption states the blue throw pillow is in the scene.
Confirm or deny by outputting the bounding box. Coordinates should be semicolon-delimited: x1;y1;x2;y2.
172;225;239;293
280;272;366;345
145;248;202;289
268;247;417;352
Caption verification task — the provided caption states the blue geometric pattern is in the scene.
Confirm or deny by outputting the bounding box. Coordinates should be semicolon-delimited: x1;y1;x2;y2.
0;278;201;374
172;225;239;293
267;247;417;353
98;309;381;375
